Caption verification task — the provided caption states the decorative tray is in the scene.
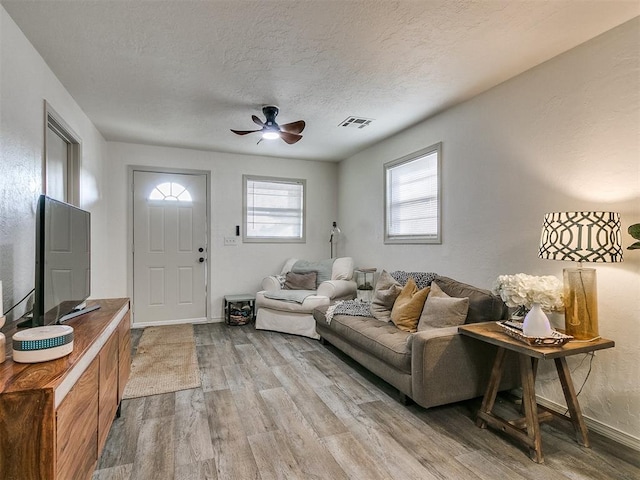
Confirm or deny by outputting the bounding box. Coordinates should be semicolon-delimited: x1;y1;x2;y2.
497;321;573;347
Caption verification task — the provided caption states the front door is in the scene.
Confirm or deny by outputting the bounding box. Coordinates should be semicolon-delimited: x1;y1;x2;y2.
132;170;208;326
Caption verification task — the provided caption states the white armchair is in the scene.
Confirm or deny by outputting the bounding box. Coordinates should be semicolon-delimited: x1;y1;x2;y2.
255;257;357;339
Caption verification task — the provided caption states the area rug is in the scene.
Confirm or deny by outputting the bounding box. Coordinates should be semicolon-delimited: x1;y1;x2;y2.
122;323;201;399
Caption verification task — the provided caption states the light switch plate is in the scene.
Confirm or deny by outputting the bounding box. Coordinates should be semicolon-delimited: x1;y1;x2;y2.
224;237;238;246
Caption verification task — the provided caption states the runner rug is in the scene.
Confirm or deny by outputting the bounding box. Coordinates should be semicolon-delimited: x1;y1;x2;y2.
122;323;201;399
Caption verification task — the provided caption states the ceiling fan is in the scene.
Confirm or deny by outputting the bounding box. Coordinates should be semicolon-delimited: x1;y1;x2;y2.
230;106;306;144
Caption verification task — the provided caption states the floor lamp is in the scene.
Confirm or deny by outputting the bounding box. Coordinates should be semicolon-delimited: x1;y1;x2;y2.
538;212;623;340
329;221;341;258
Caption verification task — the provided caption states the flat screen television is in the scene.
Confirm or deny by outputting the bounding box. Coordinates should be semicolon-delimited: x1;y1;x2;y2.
31;195;91;326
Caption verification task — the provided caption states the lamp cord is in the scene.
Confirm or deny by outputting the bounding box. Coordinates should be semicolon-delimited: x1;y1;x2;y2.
563;352;594;416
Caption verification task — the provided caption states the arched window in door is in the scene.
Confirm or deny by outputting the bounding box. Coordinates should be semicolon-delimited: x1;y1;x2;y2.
148;182;193;202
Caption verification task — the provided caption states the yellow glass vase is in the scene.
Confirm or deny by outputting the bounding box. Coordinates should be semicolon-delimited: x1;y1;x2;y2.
563;268;598;340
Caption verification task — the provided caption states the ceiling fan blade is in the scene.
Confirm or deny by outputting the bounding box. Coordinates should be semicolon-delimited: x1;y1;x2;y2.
230;128;262;135
279;131;303;145
252;115;265;127
280;120;305;135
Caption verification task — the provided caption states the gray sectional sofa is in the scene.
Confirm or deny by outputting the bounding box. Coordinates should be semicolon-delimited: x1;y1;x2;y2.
313;274;519;409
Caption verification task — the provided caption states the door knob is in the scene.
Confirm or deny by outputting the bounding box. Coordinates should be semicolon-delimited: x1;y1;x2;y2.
198;247;204;252
198;257;205;263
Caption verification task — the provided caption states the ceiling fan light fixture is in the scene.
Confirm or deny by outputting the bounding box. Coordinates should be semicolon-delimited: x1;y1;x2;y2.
262;131;281;140
232;106;304;145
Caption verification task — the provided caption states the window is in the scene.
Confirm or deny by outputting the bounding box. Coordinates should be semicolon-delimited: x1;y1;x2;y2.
243;175;306;243
384;143;441;244
148;182;193;202
44;101;81;206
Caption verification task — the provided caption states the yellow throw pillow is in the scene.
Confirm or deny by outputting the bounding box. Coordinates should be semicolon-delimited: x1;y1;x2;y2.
390;277;430;333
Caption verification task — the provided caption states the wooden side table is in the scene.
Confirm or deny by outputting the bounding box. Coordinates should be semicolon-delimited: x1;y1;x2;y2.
458;322;614;463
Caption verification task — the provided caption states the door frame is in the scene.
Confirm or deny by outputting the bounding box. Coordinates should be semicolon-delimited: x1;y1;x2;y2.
127;165;211;327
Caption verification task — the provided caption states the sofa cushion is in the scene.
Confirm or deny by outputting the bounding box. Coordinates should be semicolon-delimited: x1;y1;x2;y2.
322;313;413;373
418;282;469;330
434;276;508;323
257;291;331;313
332;257;355;280
369;270;402;322
391;278;430;333
284;271;317;290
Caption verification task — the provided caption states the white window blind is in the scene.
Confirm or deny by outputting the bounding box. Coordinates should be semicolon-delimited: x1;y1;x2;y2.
385;144;441;244
244;176;305;242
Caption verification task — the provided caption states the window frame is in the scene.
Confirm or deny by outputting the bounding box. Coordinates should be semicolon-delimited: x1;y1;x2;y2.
243;174;306;244
384;142;442;245
44;101;82;206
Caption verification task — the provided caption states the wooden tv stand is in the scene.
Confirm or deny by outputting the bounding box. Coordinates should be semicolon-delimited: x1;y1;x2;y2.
0;298;131;480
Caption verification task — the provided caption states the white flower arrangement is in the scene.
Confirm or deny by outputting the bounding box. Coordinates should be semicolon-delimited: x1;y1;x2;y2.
492;273;564;313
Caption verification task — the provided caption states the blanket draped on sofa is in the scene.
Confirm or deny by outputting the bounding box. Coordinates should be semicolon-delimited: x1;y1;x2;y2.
324;299;372;324
262;290;316;304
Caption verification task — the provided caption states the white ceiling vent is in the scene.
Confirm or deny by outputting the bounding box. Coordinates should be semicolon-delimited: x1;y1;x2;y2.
339;117;373;129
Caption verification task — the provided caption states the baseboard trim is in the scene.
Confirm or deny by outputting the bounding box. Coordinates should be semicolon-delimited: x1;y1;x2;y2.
132;317;211;328
535;396;640;452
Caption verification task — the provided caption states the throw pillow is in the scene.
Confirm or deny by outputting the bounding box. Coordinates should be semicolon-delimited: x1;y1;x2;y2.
390;277;430;333
369;270;402;322
390;271;438;289
434;276;508;322
417;282;469;330
284;271;317;290
427;281;450;298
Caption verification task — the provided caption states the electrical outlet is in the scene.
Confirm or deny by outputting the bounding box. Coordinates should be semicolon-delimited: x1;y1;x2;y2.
224;237;238;246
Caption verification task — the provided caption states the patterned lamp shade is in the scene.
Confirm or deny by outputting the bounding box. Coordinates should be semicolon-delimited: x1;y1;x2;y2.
538;211;623;263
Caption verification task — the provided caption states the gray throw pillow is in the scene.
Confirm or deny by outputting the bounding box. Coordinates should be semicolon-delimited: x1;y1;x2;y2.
284;271;317;290
434;276;508;322
370;270;402;322
417;282;469;330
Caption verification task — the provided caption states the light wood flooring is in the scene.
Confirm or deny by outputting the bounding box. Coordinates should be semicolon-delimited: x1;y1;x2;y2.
93;322;639;480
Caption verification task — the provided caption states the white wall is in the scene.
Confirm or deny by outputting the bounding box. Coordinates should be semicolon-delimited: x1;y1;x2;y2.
105;142;338;321
339;18;640;444
0;6;110;321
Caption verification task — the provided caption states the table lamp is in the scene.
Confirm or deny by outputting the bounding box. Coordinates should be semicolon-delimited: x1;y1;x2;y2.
538;212;623;340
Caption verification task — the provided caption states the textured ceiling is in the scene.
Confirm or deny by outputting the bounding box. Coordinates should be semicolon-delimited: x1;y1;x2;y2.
2;1;639;161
